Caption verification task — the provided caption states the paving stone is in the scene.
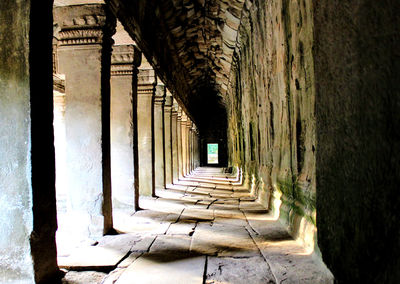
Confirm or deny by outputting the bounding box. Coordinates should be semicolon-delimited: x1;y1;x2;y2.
206;256;276;284
167;221;197;235
213;209;245;219
149;235;192;254
254;239;334;284
97;233;142;252
213;216;248;227
58;246;128;270
115;254;206;284
62;271;107;284
180;208;214;221
130;235;157;252
102;268;126;284
117;252;143;268
190;223;259;257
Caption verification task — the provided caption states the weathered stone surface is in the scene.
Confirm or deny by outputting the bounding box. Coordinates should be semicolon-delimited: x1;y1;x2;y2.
110;43;140;212
137;57;156;197
54;168;333;283
314;1;400;282
190;222;259;257
115;255;206;284
225;0;317;253
0;1;58;283
62;271;107;284
154;82;166;189
254;239;334;284
164;92;174;185
54;3;116;239
58;246;127;270
206;256;276;284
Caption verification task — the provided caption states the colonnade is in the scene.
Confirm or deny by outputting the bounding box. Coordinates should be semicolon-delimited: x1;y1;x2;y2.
52;3;200;242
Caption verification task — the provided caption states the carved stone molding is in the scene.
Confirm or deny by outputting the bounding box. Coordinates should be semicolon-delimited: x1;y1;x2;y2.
154;82;166;105
164;92;173;108
54;4;116;47
138;68;156;85
111;44;141;76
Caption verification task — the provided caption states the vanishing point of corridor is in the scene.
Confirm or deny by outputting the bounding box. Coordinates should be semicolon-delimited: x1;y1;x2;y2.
59;168;332;283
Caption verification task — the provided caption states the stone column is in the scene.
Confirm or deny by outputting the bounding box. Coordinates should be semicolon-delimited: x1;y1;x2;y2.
164;91;173;186
54;4;116;240
110;44;141;212
137;62;156;197
177;108;184;179
153;81;166;189
0;1;59;281
187;120;193;174
171;100;179;183
53;78;67;207
181;112;188;176
194;127;200;168
191;123;195;172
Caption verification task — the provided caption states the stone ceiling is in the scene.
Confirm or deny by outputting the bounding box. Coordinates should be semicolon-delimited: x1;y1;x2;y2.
107;0;245;127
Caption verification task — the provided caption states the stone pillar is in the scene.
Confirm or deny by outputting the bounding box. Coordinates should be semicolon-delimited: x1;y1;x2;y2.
187;120;193;174
54;4;116;240
164;91;173;186
0;1;59;282
153;81;166;189
191;124;196;171
171;100;179;183
177;108;184;179
110;44;141;212
53;79;67;207
194;127;200;168
137;62;156;197
181;112;188;176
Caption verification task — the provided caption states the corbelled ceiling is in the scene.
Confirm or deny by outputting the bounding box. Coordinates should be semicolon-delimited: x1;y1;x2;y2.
107;0;245;128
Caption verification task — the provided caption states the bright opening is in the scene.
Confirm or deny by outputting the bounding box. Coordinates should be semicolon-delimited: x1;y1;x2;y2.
207;143;219;164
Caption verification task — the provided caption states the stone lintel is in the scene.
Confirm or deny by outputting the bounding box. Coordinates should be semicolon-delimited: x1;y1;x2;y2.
54;4;116;47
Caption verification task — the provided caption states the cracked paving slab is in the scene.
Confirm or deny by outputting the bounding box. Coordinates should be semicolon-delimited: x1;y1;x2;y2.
205;256;276;284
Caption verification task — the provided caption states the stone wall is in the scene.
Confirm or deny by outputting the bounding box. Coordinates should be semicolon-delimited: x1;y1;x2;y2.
314;1;400;283
227;0;400;282
226;0;316;248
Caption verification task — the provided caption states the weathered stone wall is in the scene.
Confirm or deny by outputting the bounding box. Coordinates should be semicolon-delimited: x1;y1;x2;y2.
314;1;400;283
226;0;316;248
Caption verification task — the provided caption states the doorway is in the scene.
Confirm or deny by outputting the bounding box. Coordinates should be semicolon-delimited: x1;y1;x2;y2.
207;143;219;164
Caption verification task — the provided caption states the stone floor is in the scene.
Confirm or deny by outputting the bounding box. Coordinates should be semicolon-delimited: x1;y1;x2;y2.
60;167;333;284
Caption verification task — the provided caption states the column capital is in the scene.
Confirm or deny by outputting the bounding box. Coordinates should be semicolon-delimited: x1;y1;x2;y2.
153;82;166;105
54;4;116;47
171;102;178;116
164;90;173;108
111;44;141;76
137;67;156;96
181;112;188;123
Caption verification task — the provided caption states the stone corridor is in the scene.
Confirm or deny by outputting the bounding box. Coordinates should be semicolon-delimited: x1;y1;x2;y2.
1;0;399;283
60;167;332;284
